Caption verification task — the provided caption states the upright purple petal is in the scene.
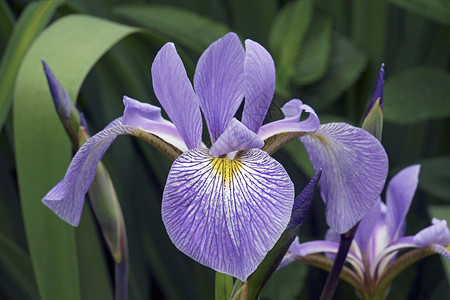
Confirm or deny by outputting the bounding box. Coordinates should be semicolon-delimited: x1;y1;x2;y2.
354;199;383;264
122;96;188;151
241;39;275;133
300;123;388;234
385;165;421;241
257;99;320;140
194;33;245;142
209;118;264;157
151;43;202;149
162;148;294;281
43;119;128;226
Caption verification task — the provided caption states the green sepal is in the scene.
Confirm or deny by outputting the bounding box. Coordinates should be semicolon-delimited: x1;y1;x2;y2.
361;97;383;141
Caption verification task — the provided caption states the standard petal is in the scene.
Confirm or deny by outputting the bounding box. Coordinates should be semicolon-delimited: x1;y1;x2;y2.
241;39;275;133
257;99;320;141
194;32;245;142
300;123;388;234
122;96;188;152
151;43;202;149
42;118;124;226
209;118;264;158
354;199;382;261
385;164;421;241
414;218;450;247
162;148;294;281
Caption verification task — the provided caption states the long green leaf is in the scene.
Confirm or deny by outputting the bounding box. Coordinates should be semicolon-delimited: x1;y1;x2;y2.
418;156;450;202
300;32;368;109
384;67;450;124
14;14;140;300
388;0;450;26
0;233;38;299
293;9;333;85
114;4;230;53
0;0;63;132
269;0;313;91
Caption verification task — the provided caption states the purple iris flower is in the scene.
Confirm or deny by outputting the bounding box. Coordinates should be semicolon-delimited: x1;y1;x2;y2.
42;33;387;281
280;165;450;294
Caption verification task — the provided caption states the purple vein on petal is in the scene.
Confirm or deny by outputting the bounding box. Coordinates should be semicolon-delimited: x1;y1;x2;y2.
194;33;245;143
162;148;294;281
300;123;388;234
151;43;202;149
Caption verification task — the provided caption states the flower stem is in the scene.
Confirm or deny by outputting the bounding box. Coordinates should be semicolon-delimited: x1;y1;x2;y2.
320;223;359;300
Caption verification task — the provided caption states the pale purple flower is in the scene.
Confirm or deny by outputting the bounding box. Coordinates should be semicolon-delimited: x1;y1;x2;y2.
281;165;450;286
42;33;387;280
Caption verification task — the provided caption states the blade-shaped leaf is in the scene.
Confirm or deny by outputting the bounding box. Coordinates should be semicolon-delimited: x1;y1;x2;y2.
384;67;450;124
269;0;313;90
13;15;139;299
418;156;450;202
293;9;333;85
300;32;368;109
113;4;230;53
0;0;63;131
0;233;38;299
388;0;450;26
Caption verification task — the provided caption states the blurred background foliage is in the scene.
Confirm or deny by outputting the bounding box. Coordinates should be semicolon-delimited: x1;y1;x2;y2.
0;0;449;299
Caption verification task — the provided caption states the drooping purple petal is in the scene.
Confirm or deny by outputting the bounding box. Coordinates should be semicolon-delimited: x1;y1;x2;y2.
194;33;245;143
300;123;388;234
385;164;421;241
122;96;188;152
414;218;450;247
241;39;275;133
161;148;294;281
209;118;264;158
42;118;126;226
257;99;320;140
151;43;202;149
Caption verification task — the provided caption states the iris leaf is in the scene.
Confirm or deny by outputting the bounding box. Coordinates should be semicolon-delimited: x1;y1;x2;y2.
384;67;450;124
13;14;139;299
0;0;63;132
300;32;368;109
419;156;450;202
113;4;230;54
293;9;333;85
0;233;38;299
388;0;450;26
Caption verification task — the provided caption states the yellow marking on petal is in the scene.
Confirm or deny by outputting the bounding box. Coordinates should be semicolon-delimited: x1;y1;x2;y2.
210;157;244;185
310;133;330;149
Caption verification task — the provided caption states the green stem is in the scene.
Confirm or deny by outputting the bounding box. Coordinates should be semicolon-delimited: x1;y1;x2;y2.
215;272;234;300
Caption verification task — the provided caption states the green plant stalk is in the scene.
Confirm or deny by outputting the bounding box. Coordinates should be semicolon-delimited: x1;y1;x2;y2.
215;272;234;300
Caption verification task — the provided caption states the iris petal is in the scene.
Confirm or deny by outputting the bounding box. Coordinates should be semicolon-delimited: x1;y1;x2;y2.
385;164;421;241
257;99;319;140
209;118;264;158
123;96;188;152
300;123;388;234
42;118;124;226
194;32;245;142
241;39;275;133
151;43;202;149
414;218;450;247
162;148;294;280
